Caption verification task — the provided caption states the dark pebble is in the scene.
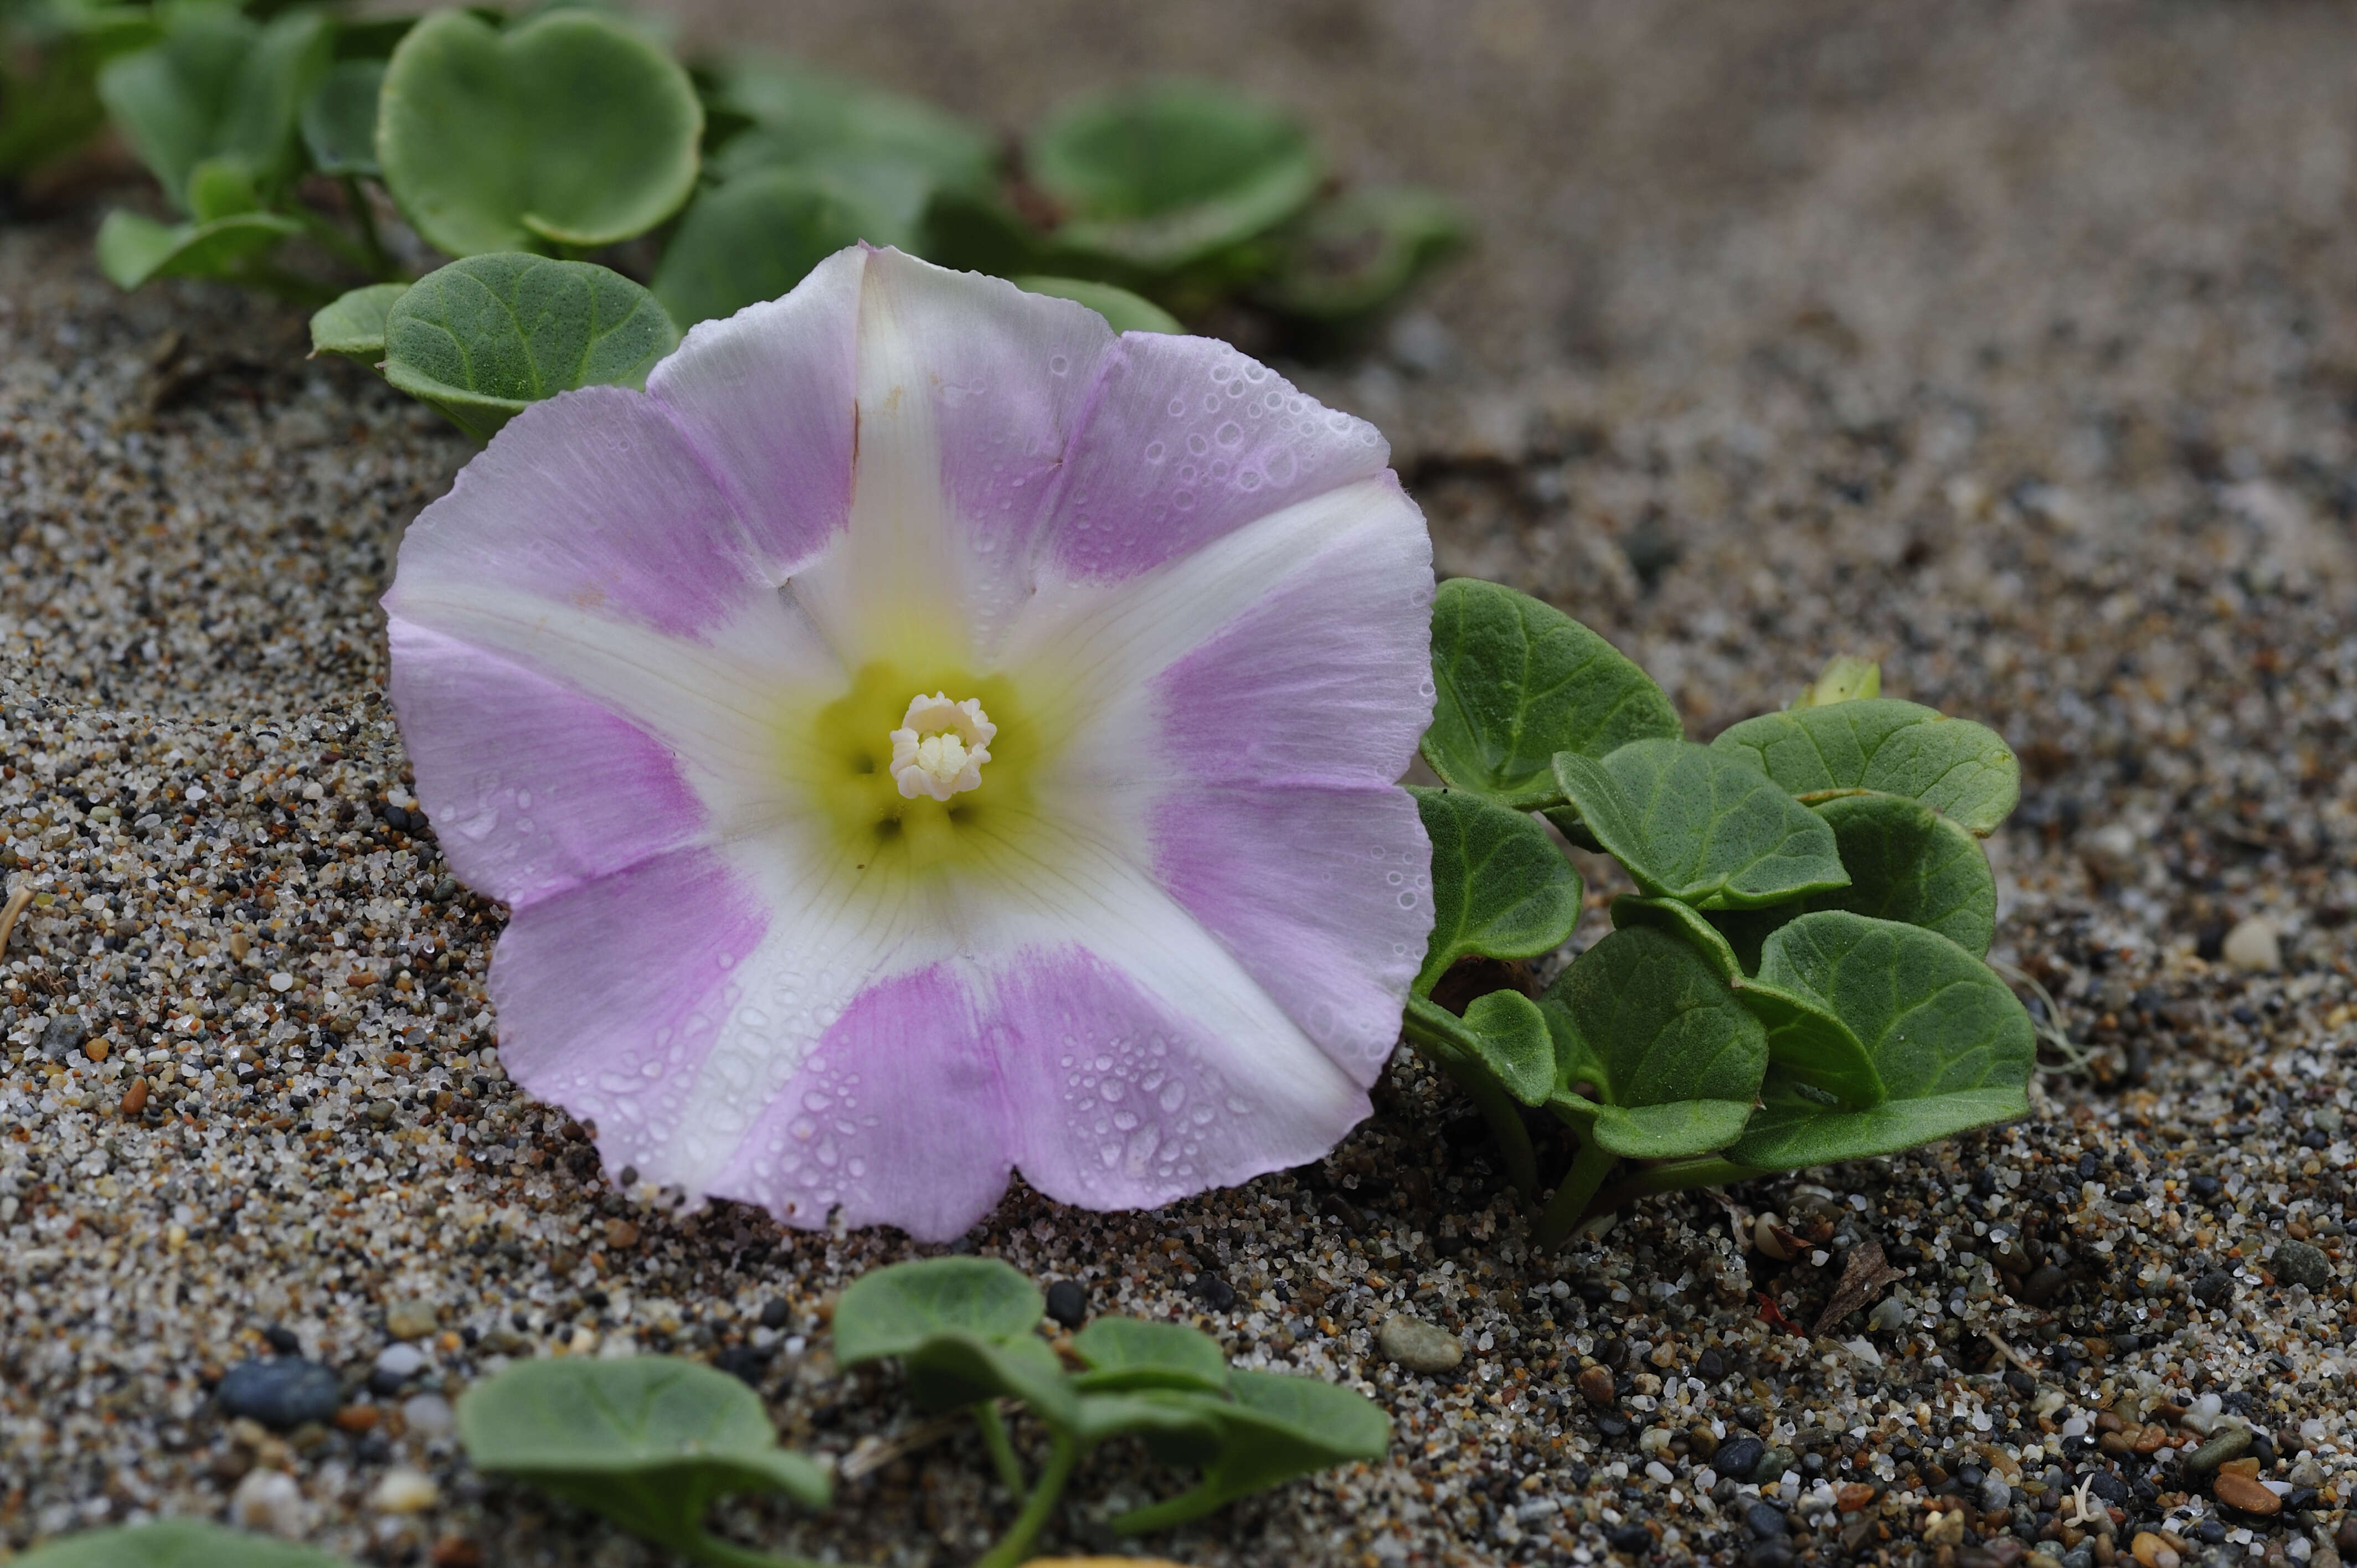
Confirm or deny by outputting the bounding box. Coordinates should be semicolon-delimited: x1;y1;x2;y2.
712;1344;773;1386
39;1015;85;1061
2003;1369;2036;1396
2335;1517;2357;1556
2195;1521;2227;1546
2018;1265;2071;1306
1191;1273;1238;1312
1744;1546;1795;1568
1605;1524;1654;1556
367;1368;409;1398
1597;1412;1632;1440
1696;1348;1726;1381
2273;1240;2332;1290
2189;1174;2222;1200
1715;1435;1767;1481
261;1325;300;1355
2192;1269;2236;1306
1744;1500;1792;1540
2085;1472;2128;1505
217;1358;342;1430
759;1298;791;1330
2077;1152;2101;1180
1732;1405;1764;1431
1044;1279;1088;1328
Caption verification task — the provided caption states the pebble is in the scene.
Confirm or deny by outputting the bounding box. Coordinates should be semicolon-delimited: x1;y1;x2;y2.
384;1298;440;1342
1377;1313;1463;1373
230;1467;308;1536
604;1218;639;1250
402;1394;456;1440
2273;1240;2331;1290
1713;1435;1766;1481
2019;1264;2071;1305
1044;1279;1088;1329
1744;1500;1792;1539
2221;916;2281;972
371;1466;440;1513
2182;1429;2251;1474
1577;1364;1617;1405
2210;1470;2281;1515
217;1359;344;1430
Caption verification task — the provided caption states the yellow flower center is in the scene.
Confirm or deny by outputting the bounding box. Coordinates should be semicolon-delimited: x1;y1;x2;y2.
889;692;995;801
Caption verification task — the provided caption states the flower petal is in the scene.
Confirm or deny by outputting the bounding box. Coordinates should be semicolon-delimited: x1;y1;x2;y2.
1042;331;1392;581
388;621;706;907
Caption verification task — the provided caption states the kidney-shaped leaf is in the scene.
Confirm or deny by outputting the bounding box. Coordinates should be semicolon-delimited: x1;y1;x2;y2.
378;8;701;256
1026;80;1320;272
1258;186;1469;322
1072;1317;1229;1394
1406;989;1557;1110
1710;698;2020;835
833;1256;1044;1363
458;1356;827;1561
1808;790;1996;956
1555;740;1850;910
300;58;385;176
1540;925;1767;1159
95;207;301;291
380;254;679;441
1411;785;1582;994
97;4;328;210
709;59;995;196
13;1520;354;1568
651;170;878;329
900;1330;1077;1426
1110;1368;1391;1533
309;282;408;364
1423;579;1681;807
1726;911;2034;1172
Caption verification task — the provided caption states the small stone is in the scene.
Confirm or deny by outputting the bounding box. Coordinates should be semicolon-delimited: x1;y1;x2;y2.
1577;1364;1617;1406
2019;1265;2071;1306
218;1358;344;1430
1868;1297;1911;1332
1713;1435;1766;1481
372;1466;440;1513
2336;1518;2357;1557
1377;1313;1463;1374
2273;1240;2331;1290
83;1038;107;1062
384;1298;439;1342
402;1394;456;1440
2221;916;2281;972
1044;1279;1088;1328
1191;1273;1238;1312
231;1468;308;1536
603;1218;639;1250
1836;1482;1876;1512
1607;1524;1655;1556
2183;1429;2251;1474
2191;1270;2236;1307
2134;1534;2168;1568
1983;1476;2013;1513
1753;1446;1796;1484
1687;1422;1719;1459
2210;1470;2280;1515
373;1343;425;1381
759;1297;793;1330
1696;1348;1726;1381
1745;1499;1793;1539
119;1078;147;1116
39;1015;85;1061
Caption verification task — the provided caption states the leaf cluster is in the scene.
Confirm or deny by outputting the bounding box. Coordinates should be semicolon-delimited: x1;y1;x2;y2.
835;1257;1389;1565
1407;579;2037;1243
80;1;1465;439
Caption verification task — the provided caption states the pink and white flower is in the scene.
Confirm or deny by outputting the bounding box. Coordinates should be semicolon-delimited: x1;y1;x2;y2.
383;247;1435;1240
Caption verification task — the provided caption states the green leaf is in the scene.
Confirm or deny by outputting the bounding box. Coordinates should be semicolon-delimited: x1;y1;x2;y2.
1540;925;1768;1159
299;58;384;176
94;206;301;291
1406;989;1557;1108
380;254;680;441
1012;275;1183;334
457;1356;828;1564
900;1330;1076;1425
1422;578;1681;808
706;58;995;199
12;1519;354;1567
1553;740;1851;910
1110;1369;1391;1533
184;155;259;222
650;169;877;328
1072;1317;1229;1394
1410;785;1583;994
1026;79;1320;273
0;12;150;184
833;1256;1044;1362
1072;1389;1224;1459
377;8;701;256
1793;654;1881;708
96;4;330;211
1708;698;2020;835
1725;911;2035;1172
1806;790;1996;957
1257;186;1469;322
308;282;407;363
1608;895;1742;983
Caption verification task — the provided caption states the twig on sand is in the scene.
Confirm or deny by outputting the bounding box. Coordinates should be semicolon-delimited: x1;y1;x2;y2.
0;885;32;961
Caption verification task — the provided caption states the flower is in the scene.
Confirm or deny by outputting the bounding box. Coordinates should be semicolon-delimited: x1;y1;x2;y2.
383;246;1435;1240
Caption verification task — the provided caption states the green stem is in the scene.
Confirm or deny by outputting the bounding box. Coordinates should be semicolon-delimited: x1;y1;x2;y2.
1533;1134;1618;1250
975;1429;1079;1568
974;1400;1026;1494
340;173;399;281
1583;1154;1753;1221
1401;1001;1538;1198
289;203;379;275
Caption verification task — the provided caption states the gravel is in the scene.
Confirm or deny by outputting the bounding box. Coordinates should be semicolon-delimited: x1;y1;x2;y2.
4;2;2357;1565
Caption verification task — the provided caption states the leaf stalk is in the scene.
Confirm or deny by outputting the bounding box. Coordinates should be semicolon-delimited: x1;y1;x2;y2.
1400;1003;1538;1197
975;1428;1078;1568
